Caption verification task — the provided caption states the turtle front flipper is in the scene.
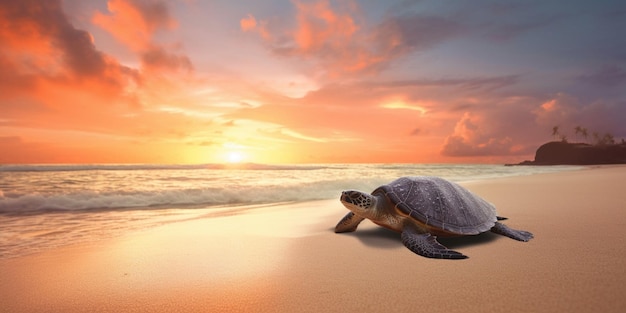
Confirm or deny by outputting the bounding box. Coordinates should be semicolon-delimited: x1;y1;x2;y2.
335;212;365;233
401;226;467;259
490;222;534;242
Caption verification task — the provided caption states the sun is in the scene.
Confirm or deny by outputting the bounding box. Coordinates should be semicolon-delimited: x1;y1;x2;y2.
226;151;244;163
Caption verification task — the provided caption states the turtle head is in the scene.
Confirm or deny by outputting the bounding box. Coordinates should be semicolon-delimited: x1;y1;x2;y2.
340;190;377;218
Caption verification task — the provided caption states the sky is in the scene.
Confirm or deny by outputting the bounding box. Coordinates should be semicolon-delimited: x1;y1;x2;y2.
1;0;625;164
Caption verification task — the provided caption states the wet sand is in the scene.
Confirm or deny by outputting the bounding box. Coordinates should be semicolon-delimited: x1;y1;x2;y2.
1;166;625;312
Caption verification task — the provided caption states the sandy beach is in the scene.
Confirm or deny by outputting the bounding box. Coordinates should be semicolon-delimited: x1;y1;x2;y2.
1;166;625;312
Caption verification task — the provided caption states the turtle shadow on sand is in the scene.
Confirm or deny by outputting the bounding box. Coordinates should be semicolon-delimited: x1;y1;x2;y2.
437;232;499;249
344;227;402;249
330;226;499;251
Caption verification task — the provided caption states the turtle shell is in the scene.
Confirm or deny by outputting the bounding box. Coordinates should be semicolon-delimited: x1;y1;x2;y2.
373;176;497;235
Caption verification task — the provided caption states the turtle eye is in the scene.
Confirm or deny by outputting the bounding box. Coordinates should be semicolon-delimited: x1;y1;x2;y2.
341;191;372;209
341;191;358;205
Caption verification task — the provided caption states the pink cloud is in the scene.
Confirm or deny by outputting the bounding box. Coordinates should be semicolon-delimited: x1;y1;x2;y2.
533;93;626;140
240;14;258;32
441;112;518;157
241;0;460;78
240;0;368;76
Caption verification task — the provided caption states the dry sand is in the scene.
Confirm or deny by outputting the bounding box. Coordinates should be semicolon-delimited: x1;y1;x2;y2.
1;166;625;312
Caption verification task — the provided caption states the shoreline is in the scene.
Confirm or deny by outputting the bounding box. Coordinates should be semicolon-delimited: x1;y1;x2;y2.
0;164;588;260
2;166;626;312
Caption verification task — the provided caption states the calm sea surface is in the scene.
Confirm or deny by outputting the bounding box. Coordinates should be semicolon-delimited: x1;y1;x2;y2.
0;163;581;258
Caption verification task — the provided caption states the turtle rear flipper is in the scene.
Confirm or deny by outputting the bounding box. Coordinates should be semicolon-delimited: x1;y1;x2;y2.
335;212;365;233
491;222;534;242
401;227;467;259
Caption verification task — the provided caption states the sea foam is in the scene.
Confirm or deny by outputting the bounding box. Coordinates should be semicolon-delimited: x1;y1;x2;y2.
0;163;583;258
0;163;582;214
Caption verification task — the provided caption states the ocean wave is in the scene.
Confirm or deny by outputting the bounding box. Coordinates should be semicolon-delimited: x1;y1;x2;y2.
0;163;334;172
0;178;385;214
0;163;584;214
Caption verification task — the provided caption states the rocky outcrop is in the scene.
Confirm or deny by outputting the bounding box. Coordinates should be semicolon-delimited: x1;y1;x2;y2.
512;141;626;165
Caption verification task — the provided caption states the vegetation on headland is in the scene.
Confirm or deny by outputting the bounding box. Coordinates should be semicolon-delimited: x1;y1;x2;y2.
510;126;626;165
550;125;621;146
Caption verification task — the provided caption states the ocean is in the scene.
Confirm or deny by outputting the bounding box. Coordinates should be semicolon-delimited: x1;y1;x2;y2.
0;163;581;258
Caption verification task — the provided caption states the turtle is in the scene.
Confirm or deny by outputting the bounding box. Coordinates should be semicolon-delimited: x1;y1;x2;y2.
335;176;533;259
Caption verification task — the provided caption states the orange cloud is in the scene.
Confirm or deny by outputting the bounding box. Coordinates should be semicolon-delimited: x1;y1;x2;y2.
240;14;258;32
0;0;129;81
93;0;191;73
92;0;176;51
0;0;211;164
291;0;358;53
0;2;57;59
242;0;461;78
442;112;518;157
5;1;621;165
241;0;379;77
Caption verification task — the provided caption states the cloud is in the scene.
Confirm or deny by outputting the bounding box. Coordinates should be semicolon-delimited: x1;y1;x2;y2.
0;55;36;98
241;0;366;75
0;0;206;148
0;0;128;81
362;75;519;92
280;128;327;143
227;73;523;144
240;13;270;39
441;112;518;157
241;0;460;77
577;65;626;87
93;0;192;72
533;93;626;138
410;128;422;136
92;0;176;50
0;0;140;129
60;30;107;76
141;45;193;72
440;1;561;42
479;12;556;42
439;93;549;158
3;1;623;164
240;14;258;32
289;0;359;53
374;13;461;52
442;135;516;157
441;88;626;158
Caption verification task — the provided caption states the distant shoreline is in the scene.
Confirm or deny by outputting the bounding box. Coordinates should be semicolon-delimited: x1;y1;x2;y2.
508;141;626;166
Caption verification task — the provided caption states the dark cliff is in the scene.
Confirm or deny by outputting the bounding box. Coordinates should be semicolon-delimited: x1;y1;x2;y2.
514;141;626;165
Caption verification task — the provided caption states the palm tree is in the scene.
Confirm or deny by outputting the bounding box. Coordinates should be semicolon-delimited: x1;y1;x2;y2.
574;126;582;143
593;132;600;145
552;126;560;141
602;133;615;145
581;128;588;144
